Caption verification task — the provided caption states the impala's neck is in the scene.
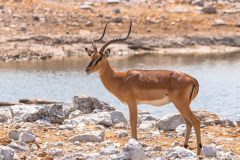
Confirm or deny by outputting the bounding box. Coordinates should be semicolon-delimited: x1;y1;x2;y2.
98;59;119;94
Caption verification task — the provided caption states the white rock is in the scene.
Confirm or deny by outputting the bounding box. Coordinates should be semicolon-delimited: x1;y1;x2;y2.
117;130;128;138
122;139;146;160
175;124;186;136
213;19;226;26
115;122;127;129
201;145;217;157
100;145;119;155
69;110;82;119
157;114;185;131
8;141;29;152
96;115;113;127
68;131;105;143
0;145;15;160
168;146;196;158
47;148;64;157
139;121;155;130
18;131;36;143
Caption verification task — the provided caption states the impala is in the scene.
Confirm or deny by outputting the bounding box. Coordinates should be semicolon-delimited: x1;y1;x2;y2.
85;20;202;155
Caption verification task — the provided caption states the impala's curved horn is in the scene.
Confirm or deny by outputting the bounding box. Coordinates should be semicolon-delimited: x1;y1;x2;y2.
99;19;132;54
90;21;109;51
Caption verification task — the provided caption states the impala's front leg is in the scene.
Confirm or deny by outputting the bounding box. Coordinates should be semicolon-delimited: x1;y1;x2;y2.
128;102;138;139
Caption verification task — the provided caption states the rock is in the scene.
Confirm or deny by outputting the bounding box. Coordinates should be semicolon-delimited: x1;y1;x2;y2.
192;0;204;7
8;141;29;152
139;121;155;130
69;131;105;143
107;0;120;4
71;96;115;114
47;148;64;157
115;122;127;128
69;110;82;119
112;17;123;24
122;139;146;160
236;120;240;126
109;111;127;124
171;141;180;147
100;145;119;155
166;152;178;159
0;108;12;123
213;19;226;26
175;124;186;136
79;4;92;10
96;115;113;127
157;110;231;131
157;113;185;131
61;152;85;160
153;146;162;151
117;130;128;138
167;146;196;158
0;145;15;160
112;8;121;14
25;104;64;123
8;129;33;141
201;146;217;157
9;105;44;122
18;131;36;143
201;6;217;14
85;21;93;27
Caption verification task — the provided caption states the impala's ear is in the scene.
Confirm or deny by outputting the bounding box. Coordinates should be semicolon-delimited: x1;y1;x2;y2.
103;49;110;58
85;48;93;56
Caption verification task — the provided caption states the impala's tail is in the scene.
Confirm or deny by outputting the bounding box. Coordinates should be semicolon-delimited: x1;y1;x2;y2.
190;78;199;102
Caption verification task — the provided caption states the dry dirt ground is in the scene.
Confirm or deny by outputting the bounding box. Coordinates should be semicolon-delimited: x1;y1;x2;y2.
0;123;240;159
0;0;240;60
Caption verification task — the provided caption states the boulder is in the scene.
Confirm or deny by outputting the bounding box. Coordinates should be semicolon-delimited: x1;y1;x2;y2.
9;105;44;122
201;146;217;157
68;131;105;143
71;96;115;114
157;113;185;131
157;110;232;131
25;104;64;123
0;145;15;160
109;111;127;124
122;139;146;160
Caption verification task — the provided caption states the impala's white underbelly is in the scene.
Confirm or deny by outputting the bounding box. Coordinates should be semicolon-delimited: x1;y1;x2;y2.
139;96;170;106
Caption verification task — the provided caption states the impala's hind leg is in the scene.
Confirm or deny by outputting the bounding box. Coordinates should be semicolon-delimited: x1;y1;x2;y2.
183;117;192;149
172;98;202;155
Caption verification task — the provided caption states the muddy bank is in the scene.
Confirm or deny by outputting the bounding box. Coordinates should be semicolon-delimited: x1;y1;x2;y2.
0;96;239;159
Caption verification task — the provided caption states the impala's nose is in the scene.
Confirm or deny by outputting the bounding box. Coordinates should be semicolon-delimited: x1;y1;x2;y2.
86;68;90;74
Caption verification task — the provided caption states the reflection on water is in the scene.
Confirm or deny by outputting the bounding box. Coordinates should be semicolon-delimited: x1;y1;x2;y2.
1;54;240;120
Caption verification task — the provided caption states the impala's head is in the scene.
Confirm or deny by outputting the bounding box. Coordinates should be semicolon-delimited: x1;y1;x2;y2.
85;19;132;74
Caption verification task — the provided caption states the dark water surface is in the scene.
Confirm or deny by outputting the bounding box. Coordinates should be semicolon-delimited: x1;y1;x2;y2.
0;54;240;120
